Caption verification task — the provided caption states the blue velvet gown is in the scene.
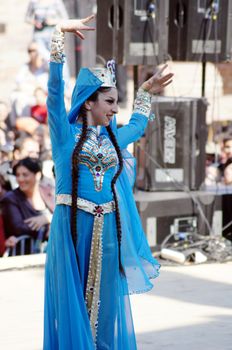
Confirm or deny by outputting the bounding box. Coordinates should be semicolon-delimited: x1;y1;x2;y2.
43;62;160;350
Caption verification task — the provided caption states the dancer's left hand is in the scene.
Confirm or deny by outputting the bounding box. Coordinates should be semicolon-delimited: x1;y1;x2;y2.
140;64;174;94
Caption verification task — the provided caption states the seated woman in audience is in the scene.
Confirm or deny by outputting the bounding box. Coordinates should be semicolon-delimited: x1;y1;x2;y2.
0;174;12;256
1;157;54;253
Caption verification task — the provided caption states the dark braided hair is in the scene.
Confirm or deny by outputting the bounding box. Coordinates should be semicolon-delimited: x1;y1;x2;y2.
106;125;125;276
71;113;88;269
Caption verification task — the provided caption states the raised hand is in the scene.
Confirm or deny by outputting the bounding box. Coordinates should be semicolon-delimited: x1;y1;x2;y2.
56;15;95;40
140;64;173;95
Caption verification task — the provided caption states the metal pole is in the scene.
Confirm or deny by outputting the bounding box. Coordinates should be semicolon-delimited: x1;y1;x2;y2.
133;65;139;99
113;0;119;61
201;61;206;97
201;17;208;97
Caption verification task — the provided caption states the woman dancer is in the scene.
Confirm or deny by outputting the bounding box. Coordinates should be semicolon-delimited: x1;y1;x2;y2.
44;15;173;350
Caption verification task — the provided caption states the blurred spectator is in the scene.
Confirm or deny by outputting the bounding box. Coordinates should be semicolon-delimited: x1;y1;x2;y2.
1;158;54;254
13;136;40;163
0;174;12;256
0;135;41;189
223;159;232;186
15;116;40;135
218;138;232;175
204;164;221;187
0;101;8;145
0;144;14;165
222;138;232;161
11;41;48;124
203;142;222;189
15;41;48;94
0;101;15;146
31;86;47;124
25;0;72;93
25;0;67;60
11;134;55;196
221;158;232;241
0;174;12;200
205;141;221;167
33;124;52;160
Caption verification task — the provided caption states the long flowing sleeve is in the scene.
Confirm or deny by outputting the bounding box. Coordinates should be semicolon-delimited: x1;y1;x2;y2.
114;88;161;295
117;88;152;149
47;28;71;157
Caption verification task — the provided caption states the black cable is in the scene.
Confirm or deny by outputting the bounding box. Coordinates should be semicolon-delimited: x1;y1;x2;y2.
142;15;158;65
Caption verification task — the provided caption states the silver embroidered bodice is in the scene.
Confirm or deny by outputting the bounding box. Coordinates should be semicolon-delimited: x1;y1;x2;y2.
75;127;118;192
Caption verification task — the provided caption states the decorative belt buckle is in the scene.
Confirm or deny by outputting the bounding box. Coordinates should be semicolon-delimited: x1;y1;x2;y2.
93;205;104;217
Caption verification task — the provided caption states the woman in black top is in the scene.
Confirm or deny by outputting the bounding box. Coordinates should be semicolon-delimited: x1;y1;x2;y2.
1;157;53;252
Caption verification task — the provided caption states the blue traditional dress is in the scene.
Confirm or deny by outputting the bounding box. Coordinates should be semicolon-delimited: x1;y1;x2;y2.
43;28;160;350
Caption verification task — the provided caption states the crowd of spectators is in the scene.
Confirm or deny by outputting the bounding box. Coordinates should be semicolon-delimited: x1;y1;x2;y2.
0;0;68;257
204;136;232;242
205;137;232;190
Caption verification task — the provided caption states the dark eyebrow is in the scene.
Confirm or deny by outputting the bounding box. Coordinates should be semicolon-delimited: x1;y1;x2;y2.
105;97;118;103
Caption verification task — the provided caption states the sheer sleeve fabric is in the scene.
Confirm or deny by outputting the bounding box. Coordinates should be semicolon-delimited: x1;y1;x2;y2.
117;113;148;149
47;29;71;156
117;88;152;149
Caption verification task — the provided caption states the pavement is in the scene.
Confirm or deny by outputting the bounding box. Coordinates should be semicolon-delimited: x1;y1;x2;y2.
0;256;231;350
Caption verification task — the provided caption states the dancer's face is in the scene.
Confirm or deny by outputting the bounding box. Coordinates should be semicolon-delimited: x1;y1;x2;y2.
86;88;118;126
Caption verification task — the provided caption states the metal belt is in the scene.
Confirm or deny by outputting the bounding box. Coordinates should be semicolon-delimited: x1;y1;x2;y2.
56;194;115;343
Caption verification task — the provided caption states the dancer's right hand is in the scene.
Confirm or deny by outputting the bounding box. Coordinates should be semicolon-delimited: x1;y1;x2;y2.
56;15;95;40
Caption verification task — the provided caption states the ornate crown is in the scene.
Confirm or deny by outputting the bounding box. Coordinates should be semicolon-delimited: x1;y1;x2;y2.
89;60;116;88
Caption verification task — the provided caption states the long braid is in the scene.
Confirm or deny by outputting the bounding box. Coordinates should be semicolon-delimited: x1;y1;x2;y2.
106;125;125;275
71;116;88;266
70;87;109;268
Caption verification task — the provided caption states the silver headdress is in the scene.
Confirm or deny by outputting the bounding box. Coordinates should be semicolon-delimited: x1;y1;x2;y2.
89;59;116;88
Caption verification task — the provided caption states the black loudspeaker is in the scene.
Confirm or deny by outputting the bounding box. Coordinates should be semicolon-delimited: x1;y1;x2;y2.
135;97;207;191
168;0;232;62
135;190;222;249
96;0;169;65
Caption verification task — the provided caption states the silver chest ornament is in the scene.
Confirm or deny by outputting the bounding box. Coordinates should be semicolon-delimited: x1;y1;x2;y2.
75;127;118;191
